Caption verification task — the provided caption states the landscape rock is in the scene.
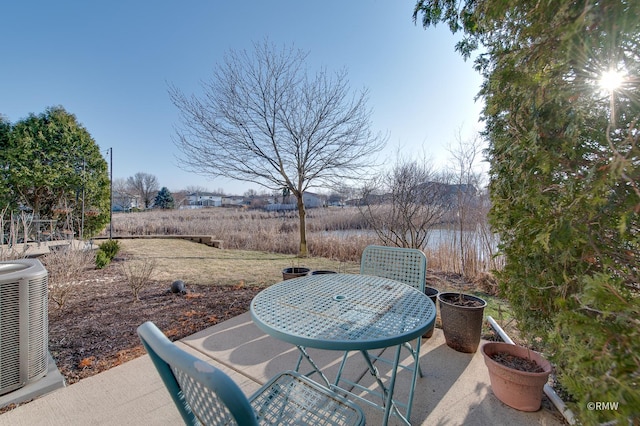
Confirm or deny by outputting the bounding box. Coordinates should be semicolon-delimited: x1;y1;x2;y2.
170;280;187;295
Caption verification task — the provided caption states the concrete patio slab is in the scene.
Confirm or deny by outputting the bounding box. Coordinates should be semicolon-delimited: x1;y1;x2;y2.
0;312;566;425
181;311;385;391
183;312;565;426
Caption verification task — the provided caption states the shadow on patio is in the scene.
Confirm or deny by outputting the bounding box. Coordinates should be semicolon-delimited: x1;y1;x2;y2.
0;312;565;425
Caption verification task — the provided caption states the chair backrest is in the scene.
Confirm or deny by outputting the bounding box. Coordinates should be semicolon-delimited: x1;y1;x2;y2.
137;321;258;426
360;245;427;292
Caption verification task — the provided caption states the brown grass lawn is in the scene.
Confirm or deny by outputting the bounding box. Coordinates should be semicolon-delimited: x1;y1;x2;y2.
117;238;361;287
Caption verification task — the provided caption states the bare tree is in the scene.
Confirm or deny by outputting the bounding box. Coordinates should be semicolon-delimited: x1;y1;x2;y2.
358;155;451;249
112;178;130;196
331;183;358;206
170;40;385;256
244;188;258;198
126;172;159;209
447;132;486;277
184;185;209;195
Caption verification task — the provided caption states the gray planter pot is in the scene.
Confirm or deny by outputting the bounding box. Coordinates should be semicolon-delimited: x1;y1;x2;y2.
438;292;487;353
282;267;310;280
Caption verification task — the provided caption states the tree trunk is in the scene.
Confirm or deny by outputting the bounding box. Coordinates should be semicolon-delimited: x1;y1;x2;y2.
296;194;308;257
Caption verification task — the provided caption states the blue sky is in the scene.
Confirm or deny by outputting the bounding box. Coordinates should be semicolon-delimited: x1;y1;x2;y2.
1;1;484;195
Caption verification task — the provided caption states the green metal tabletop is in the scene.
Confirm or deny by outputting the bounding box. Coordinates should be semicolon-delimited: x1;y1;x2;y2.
250;273;436;351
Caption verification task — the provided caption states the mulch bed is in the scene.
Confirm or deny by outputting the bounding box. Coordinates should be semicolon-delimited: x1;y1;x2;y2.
48;259;265;385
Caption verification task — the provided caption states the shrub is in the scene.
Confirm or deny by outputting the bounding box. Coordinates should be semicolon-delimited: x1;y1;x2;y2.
99;239;120;260
94;239;121;269
42;246;95;310
120;257;157;301
95;250;110;269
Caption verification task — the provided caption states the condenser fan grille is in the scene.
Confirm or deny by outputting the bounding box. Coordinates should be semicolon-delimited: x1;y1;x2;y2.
0;281;21;391
0;260;48;395
28;276;48;378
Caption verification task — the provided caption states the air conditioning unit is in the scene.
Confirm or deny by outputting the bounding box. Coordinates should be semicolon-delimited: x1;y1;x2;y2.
0;259;48;395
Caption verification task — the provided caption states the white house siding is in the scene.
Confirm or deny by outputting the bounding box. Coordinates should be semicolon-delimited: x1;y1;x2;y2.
186;193;222;207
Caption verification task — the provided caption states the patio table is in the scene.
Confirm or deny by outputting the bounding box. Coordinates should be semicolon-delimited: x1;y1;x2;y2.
250;273;436;426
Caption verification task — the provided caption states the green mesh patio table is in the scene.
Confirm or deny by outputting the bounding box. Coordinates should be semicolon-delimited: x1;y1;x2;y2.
250;273;436;426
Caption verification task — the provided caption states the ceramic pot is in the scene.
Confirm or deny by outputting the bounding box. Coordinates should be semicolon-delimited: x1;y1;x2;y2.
481;342;552;411
422;286;439;338
438;292;486;353
282;267;310;280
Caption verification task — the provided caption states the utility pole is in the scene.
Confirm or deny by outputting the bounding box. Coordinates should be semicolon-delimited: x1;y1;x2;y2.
81;158;86;239
108;148;113;239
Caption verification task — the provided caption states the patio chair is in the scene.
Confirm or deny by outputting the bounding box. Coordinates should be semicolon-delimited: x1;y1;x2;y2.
359;245;427;292
334;245;428;415
137;321;365;426
358;245;428;376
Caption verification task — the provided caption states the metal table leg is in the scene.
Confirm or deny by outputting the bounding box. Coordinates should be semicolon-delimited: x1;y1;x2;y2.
295;345;332;388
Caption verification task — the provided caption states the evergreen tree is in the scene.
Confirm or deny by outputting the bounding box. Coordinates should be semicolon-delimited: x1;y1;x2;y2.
154;187;175;209
414;1;639;422
0;115;13;206
0;106;110;237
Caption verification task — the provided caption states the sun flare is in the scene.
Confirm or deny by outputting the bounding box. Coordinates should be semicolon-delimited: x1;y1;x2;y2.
599;69;625;91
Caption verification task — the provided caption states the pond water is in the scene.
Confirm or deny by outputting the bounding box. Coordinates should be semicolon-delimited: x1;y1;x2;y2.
319;227;495;251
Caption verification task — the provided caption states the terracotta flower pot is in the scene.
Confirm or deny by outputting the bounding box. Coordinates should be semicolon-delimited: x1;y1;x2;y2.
438;292;486;353
481;342;552;412
282;267;310;280
422;286;439;338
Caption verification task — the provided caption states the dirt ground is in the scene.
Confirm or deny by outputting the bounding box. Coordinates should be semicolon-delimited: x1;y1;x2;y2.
48;257;265;385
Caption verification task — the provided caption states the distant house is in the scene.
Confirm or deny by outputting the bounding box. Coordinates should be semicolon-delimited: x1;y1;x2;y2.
186;192;222;207
263;192;326;211
351;182;478;207
112;192;140;212
221;196;246;207
303;192;326;208
418;182;478;207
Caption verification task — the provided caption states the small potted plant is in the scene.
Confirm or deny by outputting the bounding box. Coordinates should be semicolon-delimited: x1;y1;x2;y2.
481;342;552;411
282;266;310;280
437;291;487;352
